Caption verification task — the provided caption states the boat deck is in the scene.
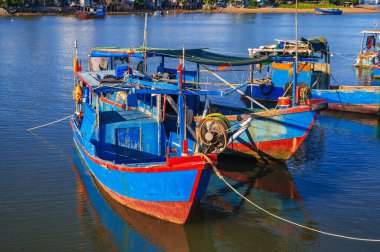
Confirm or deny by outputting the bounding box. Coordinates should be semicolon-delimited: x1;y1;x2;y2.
97;110;166;165
77;70;117;87
99;109;155;125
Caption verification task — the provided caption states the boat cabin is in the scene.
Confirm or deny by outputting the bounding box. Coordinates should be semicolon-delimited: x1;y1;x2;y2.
246;38;330;102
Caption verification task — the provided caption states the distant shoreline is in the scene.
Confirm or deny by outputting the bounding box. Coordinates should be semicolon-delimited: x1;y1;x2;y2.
2;6;380;17
218;6;380;14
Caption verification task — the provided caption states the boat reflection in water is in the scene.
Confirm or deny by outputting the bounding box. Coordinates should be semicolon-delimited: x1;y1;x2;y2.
354;67;374;86
317;109;380;142
72;149;191;252
202;156;319;247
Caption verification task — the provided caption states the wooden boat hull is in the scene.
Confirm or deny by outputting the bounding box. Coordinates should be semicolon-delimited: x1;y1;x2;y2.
70;119;213;224
314;7;342;15
353;54;377;68
208;105;323;163
311;88;380;114
77;11;105;19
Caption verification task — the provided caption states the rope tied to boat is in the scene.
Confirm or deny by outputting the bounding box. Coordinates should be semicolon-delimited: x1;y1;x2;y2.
197;153;380;242
27;115;73;131
331;52;357;61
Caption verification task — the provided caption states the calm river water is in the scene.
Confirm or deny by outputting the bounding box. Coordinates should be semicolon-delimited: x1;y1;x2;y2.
1;13;380;251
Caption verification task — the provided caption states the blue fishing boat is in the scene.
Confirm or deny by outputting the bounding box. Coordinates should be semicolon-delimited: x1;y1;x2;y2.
85;46;326;163
247;38;380;115
311;86;380;114
77;6;106;19
314;7;343;15
246;38;330;103
71;46;219;224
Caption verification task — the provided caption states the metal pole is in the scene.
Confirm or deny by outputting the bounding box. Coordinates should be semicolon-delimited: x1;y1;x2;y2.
157;94;161;156
182;46;187;140
177;59;186;155
250;64;254;109
292;0;298;107
143;13;148;74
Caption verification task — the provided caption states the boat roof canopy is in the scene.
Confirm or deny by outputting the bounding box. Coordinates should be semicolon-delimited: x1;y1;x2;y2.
361;30;380;34
90;47;272;66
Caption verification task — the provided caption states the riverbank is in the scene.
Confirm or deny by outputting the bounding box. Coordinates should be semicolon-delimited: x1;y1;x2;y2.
1;6;379;17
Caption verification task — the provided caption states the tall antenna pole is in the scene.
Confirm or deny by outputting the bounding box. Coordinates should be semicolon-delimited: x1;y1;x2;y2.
292;0;298;107
143;13;148;48
143;13;148;74
182;45;186;140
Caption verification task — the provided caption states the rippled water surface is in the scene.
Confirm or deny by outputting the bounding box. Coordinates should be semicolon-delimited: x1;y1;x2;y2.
1;13;380;251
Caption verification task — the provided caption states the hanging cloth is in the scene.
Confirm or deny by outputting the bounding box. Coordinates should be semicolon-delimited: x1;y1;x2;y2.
366;35;376;50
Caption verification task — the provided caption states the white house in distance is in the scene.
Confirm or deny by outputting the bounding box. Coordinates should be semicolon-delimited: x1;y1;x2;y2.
79;0;90;6
360;0;380;4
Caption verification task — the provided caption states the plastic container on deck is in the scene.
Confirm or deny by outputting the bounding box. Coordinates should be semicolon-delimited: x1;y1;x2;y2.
278;97;291;109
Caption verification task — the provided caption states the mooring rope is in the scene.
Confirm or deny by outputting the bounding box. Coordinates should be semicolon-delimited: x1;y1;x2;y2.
330;73;342;86
27;115;73;131
197;153;380;242
332;52;357;61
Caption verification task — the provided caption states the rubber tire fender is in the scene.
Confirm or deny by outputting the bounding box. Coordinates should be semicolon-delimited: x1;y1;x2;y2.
310;102;328;112
259;83;274;96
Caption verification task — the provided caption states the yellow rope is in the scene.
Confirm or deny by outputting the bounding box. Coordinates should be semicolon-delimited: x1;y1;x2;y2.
197;153;380;242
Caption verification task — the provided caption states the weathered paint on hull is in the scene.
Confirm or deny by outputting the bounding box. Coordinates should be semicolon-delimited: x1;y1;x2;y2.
217;106;319;163
225;134;308;162
327;104;379;114
71;120;212;224
77;12;105;19
98;179;195;224
311;89;380;114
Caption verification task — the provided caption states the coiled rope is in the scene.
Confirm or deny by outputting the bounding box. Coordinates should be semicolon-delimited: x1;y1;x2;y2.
198;153;380;242
27;115;73;131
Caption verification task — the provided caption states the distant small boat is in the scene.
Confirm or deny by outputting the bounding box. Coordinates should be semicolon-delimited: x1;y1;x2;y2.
153;10;163;16
314;7;343;15
353;30;380;68
77;6;106;19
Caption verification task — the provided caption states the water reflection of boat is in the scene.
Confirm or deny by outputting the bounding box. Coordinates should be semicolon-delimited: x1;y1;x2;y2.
72;150;191;252
354;67;374;86
203;157;318;243
321;110;380;127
